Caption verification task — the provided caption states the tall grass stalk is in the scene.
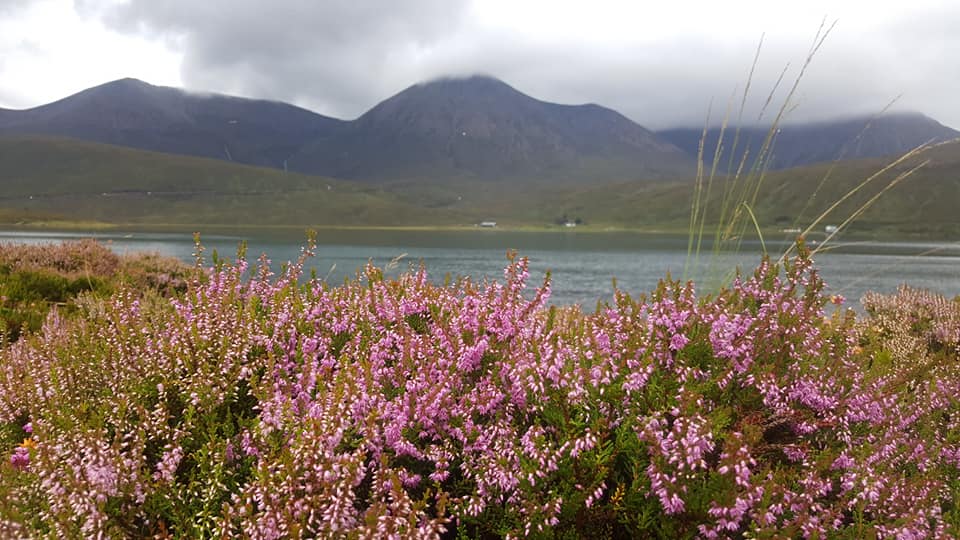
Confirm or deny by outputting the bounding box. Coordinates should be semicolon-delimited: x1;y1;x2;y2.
683;101;709;280
685;35;765;281
686;19;955;289
809;158;929;255
729;19;835;252
685;20;836;285
778;138;956;263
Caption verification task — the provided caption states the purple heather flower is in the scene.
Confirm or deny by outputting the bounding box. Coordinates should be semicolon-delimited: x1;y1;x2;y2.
10;447;30;470
669;333;689;351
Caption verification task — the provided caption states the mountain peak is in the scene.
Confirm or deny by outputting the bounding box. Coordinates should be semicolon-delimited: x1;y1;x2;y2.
108;77;152;86
91;77;159;93
392;74;525;104
301;73;695;182
870;111;957;130
416;74;513;88
0;76;344;170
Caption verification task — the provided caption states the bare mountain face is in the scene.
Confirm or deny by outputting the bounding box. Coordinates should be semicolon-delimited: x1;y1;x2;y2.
1;76;957;185
288;76;695;182
657;113;960;171
0;76;694;184
0;78;346;169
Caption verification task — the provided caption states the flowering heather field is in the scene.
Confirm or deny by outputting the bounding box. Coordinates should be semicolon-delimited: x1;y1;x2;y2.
0;239;194;342
1;239;959;538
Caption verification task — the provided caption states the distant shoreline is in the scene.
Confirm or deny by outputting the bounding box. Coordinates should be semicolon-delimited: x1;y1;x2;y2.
0;219;956;244
0;220;689;235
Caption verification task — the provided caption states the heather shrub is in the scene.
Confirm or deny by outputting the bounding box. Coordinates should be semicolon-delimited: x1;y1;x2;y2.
117;251;197;297
860;286;960;375
0;240;195;342
0;238;121;277
0;241;957;538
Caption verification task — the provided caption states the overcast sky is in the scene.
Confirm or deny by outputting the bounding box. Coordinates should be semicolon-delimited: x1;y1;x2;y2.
0;0;957;129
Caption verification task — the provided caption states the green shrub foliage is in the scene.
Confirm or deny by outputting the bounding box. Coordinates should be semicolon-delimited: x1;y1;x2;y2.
0;242;957;538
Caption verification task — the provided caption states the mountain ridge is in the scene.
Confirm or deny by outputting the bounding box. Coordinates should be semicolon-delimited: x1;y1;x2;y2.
657;112;960;170
0;78;346;170
287;75;695;182
1;76;957;183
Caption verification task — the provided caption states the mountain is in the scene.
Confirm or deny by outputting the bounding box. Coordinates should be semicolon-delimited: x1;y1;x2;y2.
3;77;957;185
0;78;345;169
0;76;694;184
658;113;960;171
288;76;695;182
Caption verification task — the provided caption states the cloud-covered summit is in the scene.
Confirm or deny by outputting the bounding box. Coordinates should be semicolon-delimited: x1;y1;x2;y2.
86;0;472;121
1;1;958;130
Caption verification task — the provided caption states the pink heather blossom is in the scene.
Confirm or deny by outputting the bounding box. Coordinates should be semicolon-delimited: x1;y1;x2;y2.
0;240;955;538
10;447;29;470
669;333;690;351
153;446;184;483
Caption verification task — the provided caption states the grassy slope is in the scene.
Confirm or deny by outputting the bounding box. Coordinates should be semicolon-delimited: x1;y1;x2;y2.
0;136;475;227
434;140;960;238
746;142;960;237
1;135;958;238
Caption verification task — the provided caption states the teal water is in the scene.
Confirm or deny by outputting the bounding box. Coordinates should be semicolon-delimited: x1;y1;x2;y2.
1;229;957;307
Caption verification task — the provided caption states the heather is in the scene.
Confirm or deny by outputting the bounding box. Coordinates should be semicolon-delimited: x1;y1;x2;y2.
0;239;958;538
0;239;195;342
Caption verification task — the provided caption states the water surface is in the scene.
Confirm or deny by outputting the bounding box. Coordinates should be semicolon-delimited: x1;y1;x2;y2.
1;229;957;308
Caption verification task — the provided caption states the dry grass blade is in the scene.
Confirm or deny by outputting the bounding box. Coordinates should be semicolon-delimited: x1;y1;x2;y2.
685;101;712;279
779;137;959;263
741;202;767;256
811;158;930;257
831;242;960;297
793;95;903;229
697;20;836;268
386;253;409;271
733;19;836;250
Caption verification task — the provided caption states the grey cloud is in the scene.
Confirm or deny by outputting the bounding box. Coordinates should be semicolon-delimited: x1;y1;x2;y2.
0;0;29;13
387;27;901;129
872;5;960;126
83;1;960;130
0;83;32;110
89;0;471;119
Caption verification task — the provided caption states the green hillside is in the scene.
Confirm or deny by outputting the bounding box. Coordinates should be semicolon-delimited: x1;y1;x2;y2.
0;135;958;238
0;136;473;228
430;139;960;238
749;142;960;237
